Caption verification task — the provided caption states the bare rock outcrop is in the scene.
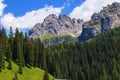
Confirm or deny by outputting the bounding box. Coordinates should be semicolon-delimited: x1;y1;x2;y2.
29;14;84;38
79;2;120;41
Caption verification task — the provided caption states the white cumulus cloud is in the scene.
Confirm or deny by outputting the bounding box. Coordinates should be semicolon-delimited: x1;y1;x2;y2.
1;5;62;31
0;0;7;16
70;0;120;21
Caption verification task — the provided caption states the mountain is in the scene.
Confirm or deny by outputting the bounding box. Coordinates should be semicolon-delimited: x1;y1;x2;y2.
29;2;120;44
29;14;84;38
78;2;120;41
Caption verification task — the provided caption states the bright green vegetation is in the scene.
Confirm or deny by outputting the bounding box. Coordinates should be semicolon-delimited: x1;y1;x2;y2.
106;6;111;12
89;19;100;26
40;32;77;46
41;32;77;41
0;61;53;80
44;35;77;46
41;32;57;41
105;5;116;13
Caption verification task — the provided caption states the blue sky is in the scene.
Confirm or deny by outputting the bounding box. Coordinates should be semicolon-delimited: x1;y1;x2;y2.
0;0;120;31
3;0;84;16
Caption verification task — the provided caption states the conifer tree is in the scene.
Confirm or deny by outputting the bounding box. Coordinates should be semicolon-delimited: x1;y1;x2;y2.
19;32;25;66
13;28;20;62
1;28;7;69
0;40;3;72
27;40;34;66
13;28;23;73
7;45;12;70
9;27;14;54
42;46;49;80
33;39;39;67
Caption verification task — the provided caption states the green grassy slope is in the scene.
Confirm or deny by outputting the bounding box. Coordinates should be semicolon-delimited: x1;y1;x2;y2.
0;61;54;80
40;32;77;41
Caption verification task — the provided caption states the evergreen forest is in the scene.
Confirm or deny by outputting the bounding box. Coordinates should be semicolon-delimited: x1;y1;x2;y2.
0;26;120;80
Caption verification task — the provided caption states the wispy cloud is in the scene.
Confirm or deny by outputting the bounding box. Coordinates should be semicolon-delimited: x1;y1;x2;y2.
1;5;62;31
63;0;75;8
70;0;120;21
0;0;7;16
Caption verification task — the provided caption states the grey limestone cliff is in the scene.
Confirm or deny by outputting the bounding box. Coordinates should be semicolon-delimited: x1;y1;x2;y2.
78;2;120;41
29;14;84;38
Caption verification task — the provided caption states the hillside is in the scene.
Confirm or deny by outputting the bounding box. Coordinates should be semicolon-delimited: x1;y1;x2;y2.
0;61;53;80
45;26;120;79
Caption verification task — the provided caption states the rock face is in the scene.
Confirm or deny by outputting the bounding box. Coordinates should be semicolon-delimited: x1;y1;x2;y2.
79;2;120;41
29;14;84;38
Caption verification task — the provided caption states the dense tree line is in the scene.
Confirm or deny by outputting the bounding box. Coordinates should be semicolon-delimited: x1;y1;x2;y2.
0;27;47;76
46;27;120;80
0;26;120;80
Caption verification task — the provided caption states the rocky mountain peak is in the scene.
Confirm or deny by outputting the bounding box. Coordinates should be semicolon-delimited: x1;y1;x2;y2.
29;14;84;38
111;2;120;8
59;14;71;21
79;2;120;41
29;2;120;42
44;14;58;21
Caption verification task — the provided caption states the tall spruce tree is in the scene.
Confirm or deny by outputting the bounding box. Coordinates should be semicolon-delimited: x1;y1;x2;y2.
13;28;23;74
7;45;12;70
0;38;3;71
9;27;14;55
33;39;39;67
24;36;34;67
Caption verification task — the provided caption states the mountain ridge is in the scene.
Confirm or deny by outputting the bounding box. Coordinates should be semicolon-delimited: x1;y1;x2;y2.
78;2;120;41
29;14;84;38
29;2;120;43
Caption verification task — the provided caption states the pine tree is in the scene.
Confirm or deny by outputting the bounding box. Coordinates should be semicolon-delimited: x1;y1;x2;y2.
33;39;39;67
23;32;28;66
13;28;23;74
13;28;20;62
0;41;3;72
25;38;34;67
0;28;6;71
38;38;42;68
1;28;7;69
19;32;25;66
42;46;49;80
7;45;12;70
9;27;14;54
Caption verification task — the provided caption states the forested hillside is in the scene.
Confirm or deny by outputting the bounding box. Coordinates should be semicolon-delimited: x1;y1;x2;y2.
0;27;53;80
0;26;120;80
46;27;120;79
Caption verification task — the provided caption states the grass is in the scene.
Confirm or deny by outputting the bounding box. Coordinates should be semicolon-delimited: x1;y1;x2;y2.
40;32;78;41
89;20;100;26
0;61;54;80
40;32;57;41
